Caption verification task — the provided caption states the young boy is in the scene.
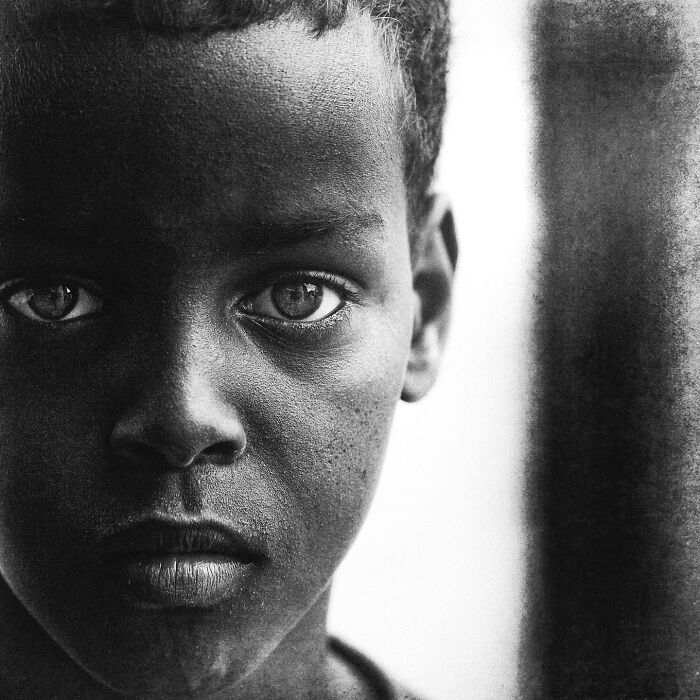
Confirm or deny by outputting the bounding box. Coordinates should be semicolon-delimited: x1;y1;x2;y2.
0;0;456;697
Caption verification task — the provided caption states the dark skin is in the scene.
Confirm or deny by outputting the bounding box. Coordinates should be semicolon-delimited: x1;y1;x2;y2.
0;8;455;700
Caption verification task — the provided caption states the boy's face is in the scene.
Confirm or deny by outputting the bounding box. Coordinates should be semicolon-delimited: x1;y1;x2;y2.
0;10;419;697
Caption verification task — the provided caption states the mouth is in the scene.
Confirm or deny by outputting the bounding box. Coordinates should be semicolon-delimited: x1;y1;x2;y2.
103;518;265;609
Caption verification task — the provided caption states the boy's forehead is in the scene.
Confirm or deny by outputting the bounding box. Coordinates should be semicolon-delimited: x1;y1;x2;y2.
0;11;404;237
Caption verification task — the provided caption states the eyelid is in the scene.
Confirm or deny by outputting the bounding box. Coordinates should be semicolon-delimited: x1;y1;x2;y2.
0;273;105;294
241;269;360;292
0;275;106;324
236;270;361;323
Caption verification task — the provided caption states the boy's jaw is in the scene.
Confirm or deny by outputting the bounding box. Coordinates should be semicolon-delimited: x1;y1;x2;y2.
0;13;415;699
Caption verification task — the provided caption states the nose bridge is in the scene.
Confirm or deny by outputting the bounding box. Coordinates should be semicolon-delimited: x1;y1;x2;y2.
141;288;222;397
110;300;246;469
161;306;224;397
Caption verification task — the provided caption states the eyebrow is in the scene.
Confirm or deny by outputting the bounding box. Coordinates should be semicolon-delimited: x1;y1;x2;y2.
0;208;386;254
235;210;386;256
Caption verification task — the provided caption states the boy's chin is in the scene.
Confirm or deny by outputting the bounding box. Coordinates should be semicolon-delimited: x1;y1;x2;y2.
30;570;332;698
65;605;270;697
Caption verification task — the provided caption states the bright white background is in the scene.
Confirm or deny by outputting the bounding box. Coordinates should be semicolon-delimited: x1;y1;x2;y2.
328;2;535;698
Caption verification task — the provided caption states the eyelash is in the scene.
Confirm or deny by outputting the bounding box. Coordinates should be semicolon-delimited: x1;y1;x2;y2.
0;271;360;333
235;270;360;330
0;276;106;326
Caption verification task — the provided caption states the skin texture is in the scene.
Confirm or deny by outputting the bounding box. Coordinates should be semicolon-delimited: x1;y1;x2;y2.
0;8;455;700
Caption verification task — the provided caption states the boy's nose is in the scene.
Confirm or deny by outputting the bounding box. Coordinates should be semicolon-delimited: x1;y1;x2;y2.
109;331;247;471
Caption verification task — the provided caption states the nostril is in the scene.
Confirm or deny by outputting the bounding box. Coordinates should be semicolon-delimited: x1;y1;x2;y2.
112;439;171;470
111;435;245;471
199;440;245;465
129;443;161;461
109;398;247;470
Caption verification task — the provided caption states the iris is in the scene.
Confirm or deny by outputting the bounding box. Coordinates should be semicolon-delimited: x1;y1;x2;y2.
25;284;77;321
271;282;323;320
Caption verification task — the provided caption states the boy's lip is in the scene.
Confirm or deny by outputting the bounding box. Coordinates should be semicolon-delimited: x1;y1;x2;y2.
104;518;264;559
103;518;266;608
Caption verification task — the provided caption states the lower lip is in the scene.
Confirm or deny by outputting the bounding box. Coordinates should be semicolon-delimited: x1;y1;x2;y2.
107;554;255;609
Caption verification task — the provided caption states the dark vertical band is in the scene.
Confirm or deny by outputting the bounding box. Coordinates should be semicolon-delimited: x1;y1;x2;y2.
523;2;700;696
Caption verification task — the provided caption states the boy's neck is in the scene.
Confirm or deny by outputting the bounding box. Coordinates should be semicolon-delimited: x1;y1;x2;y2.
0;580;372;699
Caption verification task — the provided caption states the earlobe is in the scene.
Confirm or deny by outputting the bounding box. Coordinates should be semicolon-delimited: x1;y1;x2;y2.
402;194;458;403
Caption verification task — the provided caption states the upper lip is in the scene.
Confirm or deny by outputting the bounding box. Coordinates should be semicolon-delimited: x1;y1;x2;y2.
103;518;265;563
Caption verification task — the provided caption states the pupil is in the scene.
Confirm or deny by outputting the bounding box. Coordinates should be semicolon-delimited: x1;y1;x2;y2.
271;282;323;319
28;284;77;320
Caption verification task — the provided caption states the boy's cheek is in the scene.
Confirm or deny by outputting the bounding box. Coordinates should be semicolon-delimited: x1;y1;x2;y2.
245;337;411;563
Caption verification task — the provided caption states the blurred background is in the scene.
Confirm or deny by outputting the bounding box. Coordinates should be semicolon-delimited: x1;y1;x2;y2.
328;1;535;698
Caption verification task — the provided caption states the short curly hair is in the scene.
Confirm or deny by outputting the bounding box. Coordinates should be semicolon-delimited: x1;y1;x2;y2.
6;0;450;223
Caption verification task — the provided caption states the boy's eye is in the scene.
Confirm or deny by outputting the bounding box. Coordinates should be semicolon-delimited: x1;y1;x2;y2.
2;281;104;323
240;280;344;322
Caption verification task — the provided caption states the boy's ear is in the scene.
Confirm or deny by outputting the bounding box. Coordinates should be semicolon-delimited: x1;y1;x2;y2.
402;194;458;403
